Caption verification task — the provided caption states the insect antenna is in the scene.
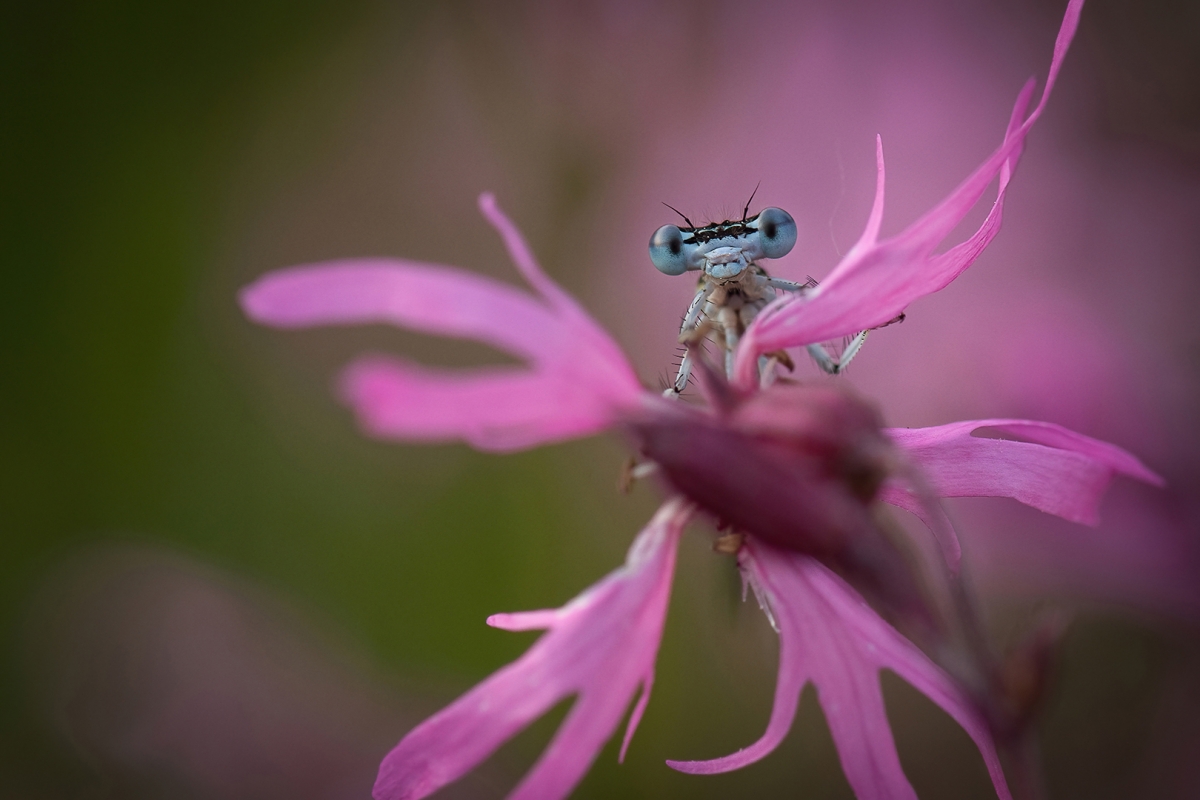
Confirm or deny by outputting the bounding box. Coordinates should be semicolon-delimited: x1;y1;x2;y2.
741;182;761;222
662;202;696;230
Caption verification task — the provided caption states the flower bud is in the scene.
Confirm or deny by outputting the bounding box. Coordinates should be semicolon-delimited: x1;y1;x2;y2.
629;381;941;639
630;383;892;558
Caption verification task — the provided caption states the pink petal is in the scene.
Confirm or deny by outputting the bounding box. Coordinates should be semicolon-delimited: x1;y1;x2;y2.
477;193;580;316
340;356;632;452
669;541;1011;800
879;486;965;573
842;135;887;260
240;260;565;360
734;0;1084;386
240;198;644;452
486;609;560;632
373;500;687;800
475;193;638;385
883;419;1163;526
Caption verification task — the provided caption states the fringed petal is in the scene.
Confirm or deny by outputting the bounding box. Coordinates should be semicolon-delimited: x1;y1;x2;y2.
885;419;1162;526
241;199;644;452
670;542;1011;800
373;501;687;800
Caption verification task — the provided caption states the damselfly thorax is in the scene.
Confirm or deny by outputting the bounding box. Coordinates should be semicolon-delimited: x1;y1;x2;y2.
649;203;873;395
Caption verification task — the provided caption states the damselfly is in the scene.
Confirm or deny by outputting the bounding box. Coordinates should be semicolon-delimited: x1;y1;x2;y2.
649;201;882;395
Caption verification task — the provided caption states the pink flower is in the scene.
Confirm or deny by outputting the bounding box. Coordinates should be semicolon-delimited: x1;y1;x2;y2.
241;218;1151;799
239;2;1161;797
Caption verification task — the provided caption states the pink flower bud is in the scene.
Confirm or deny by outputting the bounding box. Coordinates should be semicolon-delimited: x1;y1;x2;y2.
630;382;892;559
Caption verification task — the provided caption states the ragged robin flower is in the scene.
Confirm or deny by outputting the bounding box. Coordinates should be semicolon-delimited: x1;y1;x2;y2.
239;1;1160;797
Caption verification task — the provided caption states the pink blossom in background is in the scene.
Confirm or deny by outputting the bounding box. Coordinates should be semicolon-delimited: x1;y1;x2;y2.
26;547;413;800
239;0;1182;797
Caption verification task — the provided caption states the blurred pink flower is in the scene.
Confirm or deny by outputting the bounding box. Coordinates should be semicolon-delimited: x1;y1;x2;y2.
239;2;1164;797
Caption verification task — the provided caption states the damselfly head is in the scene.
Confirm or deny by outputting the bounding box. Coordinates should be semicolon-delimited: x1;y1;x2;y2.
649;207;797;279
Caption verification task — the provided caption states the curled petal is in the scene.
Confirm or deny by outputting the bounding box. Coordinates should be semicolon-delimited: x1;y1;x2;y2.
478;194;580;317
669;542;1011;800
883;419;1163;526
241;198;644;452
842;134;887;260
374;500;687;800
884;487;965;573
734;0;1084;386
475;193;638;386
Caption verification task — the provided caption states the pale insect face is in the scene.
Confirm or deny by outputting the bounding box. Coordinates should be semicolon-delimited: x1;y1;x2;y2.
650;204;875;395
648;207;797;281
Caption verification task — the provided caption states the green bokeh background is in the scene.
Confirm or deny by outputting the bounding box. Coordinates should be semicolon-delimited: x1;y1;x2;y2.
2;1;1196;798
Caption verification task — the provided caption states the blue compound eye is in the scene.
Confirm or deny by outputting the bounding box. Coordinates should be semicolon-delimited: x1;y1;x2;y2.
649;224;689;276
754;207;797;259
